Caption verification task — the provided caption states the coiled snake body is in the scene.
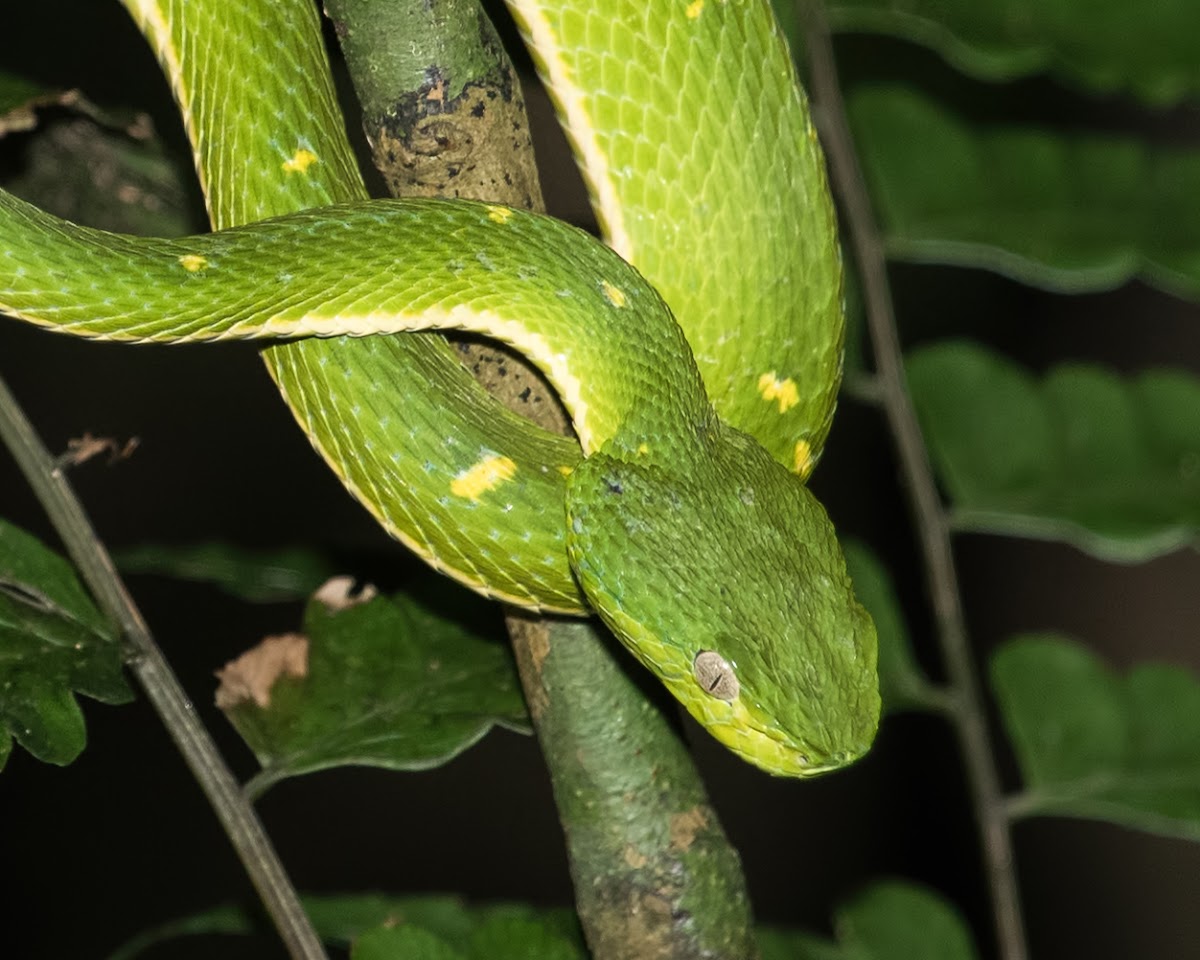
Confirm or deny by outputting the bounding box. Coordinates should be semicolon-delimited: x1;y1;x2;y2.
0;0;879;775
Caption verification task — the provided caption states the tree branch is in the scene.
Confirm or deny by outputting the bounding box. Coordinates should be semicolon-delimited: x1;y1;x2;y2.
0;373;326;960
799;7;1029;959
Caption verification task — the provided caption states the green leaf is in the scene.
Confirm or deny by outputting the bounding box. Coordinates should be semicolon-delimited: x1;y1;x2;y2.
827;0;1200;104
107;895;585;960
312;892;583;950
836;881;979;960
0;520;110;634
758;882;977;960
106;904;253;960
0;519;132;767
841;539;942;713
108;889;970;960
758;927;844;960
907;341;1200;561
115;542;337;602
305;894;582;950
993;634;1200;840
220;577;530;795
465;916;584;960
352;926;467;960
847;85;1200;297
305;894;480;943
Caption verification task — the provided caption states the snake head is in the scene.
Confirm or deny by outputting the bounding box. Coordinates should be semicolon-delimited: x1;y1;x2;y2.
565;422;880;777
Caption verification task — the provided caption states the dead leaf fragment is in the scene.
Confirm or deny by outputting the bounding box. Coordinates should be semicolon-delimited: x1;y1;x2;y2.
312;575;378;611
56;431;140;468
0;87;72;136
215;633;309;709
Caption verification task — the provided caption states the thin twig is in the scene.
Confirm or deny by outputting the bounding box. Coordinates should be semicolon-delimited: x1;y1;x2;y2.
0;373;327;960
799;8;1029;960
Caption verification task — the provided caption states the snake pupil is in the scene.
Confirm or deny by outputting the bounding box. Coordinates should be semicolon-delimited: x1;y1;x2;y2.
692;650;740;702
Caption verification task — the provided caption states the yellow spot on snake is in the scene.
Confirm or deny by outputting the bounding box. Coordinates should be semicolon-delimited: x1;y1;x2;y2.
757;372;800;413
178;254;207;272
637;442;650;456
486;205;513;224
282;148;318;174
793;440;814;477
450;455;517;500
686;0;704;17
557;465;574;477
601;280;627;308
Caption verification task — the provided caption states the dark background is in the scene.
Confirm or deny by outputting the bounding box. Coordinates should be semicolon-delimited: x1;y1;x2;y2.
2;2;1199;958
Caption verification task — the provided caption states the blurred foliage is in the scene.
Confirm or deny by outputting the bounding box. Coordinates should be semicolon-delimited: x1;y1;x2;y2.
994;635;1200;840
827;0;1200;103
908;341;1200;561
849;85;1200;297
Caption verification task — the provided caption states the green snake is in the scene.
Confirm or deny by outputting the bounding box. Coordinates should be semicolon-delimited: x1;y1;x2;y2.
0;0;879;776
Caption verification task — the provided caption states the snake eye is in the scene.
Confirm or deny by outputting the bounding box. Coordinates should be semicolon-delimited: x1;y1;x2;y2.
693;650;740;702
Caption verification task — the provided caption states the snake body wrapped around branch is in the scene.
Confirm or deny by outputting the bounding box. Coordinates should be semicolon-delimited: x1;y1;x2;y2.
0;0;879;775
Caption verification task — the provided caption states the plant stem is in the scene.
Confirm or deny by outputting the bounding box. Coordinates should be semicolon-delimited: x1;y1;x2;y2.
800;8;1029;960
0;373;326;960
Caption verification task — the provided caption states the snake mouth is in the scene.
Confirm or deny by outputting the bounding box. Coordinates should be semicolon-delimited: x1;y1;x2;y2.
697;695;873;778
740;735;871;778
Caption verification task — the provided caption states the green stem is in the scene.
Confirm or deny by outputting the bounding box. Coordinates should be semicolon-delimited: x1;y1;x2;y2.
510;615;757;959
800;7;1029;960
0;373;326;960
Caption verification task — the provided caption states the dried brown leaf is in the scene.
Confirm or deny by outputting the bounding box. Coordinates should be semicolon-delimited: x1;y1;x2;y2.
214;633;309;709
